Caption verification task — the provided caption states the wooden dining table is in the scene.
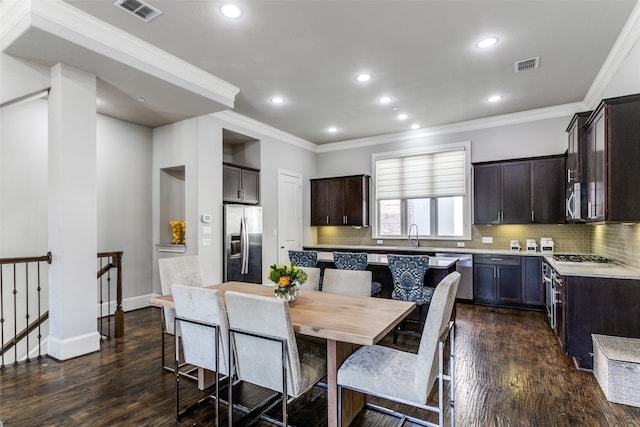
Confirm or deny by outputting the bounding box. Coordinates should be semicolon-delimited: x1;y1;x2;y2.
150;281;415;426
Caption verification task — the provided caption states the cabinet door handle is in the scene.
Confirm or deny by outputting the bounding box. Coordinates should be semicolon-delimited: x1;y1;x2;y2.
497;211;500;222
567;169;573;183
531;210;534;222
490;258;503;261
326;216;329;225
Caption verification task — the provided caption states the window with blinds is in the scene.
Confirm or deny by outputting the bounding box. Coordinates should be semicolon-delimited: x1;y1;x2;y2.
372;143;471;239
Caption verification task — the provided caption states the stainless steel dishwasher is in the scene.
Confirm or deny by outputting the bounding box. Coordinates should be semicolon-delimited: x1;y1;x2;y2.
436;253;473;300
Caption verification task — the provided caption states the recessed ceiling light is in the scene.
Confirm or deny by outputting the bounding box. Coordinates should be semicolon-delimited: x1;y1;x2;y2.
328;127;338;133
137;97;145;102
487;95;503;103
392;107;399;111
220;3;242;18
378;96;392;104
476;37;499;49
355;73;371;82
411;124;420;130
397;113;408;120
270;96;285;104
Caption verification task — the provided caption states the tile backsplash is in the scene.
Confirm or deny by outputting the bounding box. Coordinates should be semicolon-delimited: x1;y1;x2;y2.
316;223;640;270
592;224;640;270
316;224;591;254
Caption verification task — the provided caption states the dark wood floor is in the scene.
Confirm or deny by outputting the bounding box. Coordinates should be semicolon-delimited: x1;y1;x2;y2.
1;304;639;426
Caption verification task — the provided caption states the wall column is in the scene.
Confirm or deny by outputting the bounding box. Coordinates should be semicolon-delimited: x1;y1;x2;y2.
47;63;100;360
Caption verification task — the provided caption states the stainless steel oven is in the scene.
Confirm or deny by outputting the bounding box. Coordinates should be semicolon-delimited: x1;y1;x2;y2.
542;261;556;330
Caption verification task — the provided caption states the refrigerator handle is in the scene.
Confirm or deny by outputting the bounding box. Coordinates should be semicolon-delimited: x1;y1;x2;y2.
240;216;247;274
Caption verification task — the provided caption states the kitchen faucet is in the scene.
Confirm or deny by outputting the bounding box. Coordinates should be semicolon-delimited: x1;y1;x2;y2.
408;223;419;247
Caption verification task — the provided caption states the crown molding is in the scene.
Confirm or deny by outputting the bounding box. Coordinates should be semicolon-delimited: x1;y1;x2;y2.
1;0;239;108
211;110;317;152
584;0;640;108
317;102;585;153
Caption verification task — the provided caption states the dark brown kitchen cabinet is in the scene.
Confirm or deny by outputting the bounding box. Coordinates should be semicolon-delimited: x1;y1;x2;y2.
521;256;543;306
474;255;544;309
583;93;640;222
562;274;640;369
531;157;565;224
473;255;522;305
566;112;591;185
474;155;564;224
223;163;259;204
473;161;530;224
310;174;370;226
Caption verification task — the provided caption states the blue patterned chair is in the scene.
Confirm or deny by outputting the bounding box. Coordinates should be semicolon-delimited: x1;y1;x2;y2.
288;250;318;268
387;254;433;343
333;252;382;297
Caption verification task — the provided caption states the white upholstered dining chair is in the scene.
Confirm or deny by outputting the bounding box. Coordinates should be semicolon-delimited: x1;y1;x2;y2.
172;285;230;424
322;268;372;297
158;256;204;374
337;271;461;427
297;266;321;291
225;291;327;426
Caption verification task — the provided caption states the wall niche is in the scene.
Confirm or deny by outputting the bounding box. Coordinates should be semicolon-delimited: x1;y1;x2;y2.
158;165;186;251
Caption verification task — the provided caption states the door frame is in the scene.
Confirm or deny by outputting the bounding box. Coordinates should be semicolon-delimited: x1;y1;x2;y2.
277;169;303;264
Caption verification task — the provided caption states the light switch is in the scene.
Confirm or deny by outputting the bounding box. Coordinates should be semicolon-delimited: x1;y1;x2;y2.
202;226;211;235
202;238;211;247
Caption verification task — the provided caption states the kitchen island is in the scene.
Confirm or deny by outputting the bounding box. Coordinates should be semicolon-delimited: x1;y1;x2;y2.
315;250;459;299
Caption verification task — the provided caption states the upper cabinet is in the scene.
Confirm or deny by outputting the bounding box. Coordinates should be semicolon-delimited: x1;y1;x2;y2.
473;155;565;224
223;163;260;204
311;175;370;226
222;129;261;205
566;112;591;186
583;94;640;222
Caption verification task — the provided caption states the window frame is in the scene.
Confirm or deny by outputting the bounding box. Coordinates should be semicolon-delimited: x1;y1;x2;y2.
371;141;472;240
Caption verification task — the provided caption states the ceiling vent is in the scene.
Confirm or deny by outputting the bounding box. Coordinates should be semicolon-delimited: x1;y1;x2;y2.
514;57;540;73
114;0;162;22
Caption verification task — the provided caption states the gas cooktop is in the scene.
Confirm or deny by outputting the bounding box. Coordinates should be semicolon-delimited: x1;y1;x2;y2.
552;254;611;264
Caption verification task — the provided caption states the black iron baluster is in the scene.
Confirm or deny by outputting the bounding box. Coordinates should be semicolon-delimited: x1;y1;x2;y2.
13;263;17;366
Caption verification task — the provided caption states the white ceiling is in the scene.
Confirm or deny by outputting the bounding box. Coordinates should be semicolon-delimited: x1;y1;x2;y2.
5;0;639;145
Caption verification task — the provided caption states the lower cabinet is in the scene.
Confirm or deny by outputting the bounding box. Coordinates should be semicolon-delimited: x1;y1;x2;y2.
563;275;640;369
473;255;543;309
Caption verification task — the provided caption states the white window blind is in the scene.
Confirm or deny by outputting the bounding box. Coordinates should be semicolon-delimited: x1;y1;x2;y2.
376;148;466;200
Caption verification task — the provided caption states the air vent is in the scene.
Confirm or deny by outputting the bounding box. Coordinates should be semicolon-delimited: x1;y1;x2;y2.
514;57;540;72
114;0;162;22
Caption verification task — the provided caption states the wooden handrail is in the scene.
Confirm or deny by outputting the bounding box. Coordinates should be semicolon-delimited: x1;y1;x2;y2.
0;312;49;358
0;252;51;265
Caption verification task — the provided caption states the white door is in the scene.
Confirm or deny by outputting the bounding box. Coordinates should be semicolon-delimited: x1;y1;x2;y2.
277;169;303;264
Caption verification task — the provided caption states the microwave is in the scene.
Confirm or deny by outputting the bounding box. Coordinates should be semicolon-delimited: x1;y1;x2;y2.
566;182;581;221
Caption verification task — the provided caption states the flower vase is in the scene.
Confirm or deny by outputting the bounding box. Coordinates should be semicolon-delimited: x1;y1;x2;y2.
274;283;299;302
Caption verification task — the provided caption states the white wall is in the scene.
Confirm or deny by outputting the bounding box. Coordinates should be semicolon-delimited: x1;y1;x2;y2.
96;115;153;304
0;95;154;309
0;98;49;257
601;38;640;98
0;54;50;105
317;116;570;178
213;119;318;273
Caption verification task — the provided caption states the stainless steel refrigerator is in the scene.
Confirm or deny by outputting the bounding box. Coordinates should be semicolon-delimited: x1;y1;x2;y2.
223;204;262;284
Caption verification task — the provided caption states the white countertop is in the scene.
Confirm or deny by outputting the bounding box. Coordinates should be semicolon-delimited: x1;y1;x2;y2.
306;243;546;256
543;255;640;280
305;244;640;280
317;251;459;269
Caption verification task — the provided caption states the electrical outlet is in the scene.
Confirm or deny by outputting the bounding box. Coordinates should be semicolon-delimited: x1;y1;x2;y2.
457;242;465;247
482;236;493;244
377;240;384;244
202;226;211;235
202;238;211;247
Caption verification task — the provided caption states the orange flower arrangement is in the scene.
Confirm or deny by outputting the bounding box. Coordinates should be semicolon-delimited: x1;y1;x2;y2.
269;263;307;301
